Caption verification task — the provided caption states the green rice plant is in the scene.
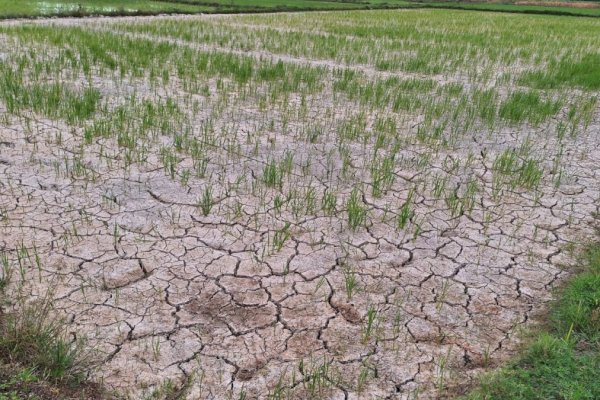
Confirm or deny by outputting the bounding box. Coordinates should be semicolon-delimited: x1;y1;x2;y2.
397;189;415;230
337;113;366;143
321;190;337;216
555;121;567;142
362;305;378;344
519;54;600;90
346;188;367;231
493;148;543;191
565;96;598;137
341;262;358;301
151;337;161;362
0;65;100;124
416;120;448;145
370;153;396;198
300;357;334;398
273;194;285;214
436;279;450;311
263;160;283;189
303;186;317;215
459;177;479;215
199;187;214;217
268;373;288;400
112;223;120;248
272;222;291;253
445;188;462;217
493;149;519;177
280;151;294;176
160;147;178;180
472;88;498;127
517;159;543;189
356;360;372;393
437;346;453;394
180;169;191;186
303;124;323;144
432;175;448;199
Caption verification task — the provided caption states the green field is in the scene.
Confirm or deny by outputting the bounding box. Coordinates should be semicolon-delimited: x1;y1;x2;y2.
1;0;600;18
0;0;414;18
0;0;205;17
425;1;600;17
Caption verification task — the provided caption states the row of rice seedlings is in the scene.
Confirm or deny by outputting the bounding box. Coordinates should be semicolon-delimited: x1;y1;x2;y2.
0;63;100;124
115;10;600;81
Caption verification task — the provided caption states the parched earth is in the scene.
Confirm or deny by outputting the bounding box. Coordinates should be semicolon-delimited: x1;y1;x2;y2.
0;12;599;400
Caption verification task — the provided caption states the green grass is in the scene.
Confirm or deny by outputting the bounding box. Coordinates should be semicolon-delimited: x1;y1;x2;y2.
0;300;89;382
465;241;600;400
0;291;108;399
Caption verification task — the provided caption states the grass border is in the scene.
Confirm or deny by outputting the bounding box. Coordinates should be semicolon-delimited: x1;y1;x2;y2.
463;219;600;400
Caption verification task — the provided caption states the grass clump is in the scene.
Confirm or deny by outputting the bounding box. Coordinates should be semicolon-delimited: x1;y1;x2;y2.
0;298;90;383
464;240;600;400
0;273;104;399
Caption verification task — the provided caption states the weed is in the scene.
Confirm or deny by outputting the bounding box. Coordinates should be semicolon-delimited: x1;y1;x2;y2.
0;295;90;382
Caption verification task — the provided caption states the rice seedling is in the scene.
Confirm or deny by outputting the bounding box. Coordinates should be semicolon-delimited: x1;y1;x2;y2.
341;262;358;301
263;160;284;189
347;188;367;231
272;222;291;253
321;190;337;216
362;305;379;344
370;153;396;198
300;357;334;399
397;189;415;230
199;187;214;216
436;346;453;394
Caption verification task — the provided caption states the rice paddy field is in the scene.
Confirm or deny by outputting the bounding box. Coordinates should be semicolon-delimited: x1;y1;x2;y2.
0;8;599;399
0;0;412;19
2;0;600;18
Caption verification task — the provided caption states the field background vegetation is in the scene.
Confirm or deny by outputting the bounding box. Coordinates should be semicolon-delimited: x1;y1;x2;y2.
2;0;600;18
